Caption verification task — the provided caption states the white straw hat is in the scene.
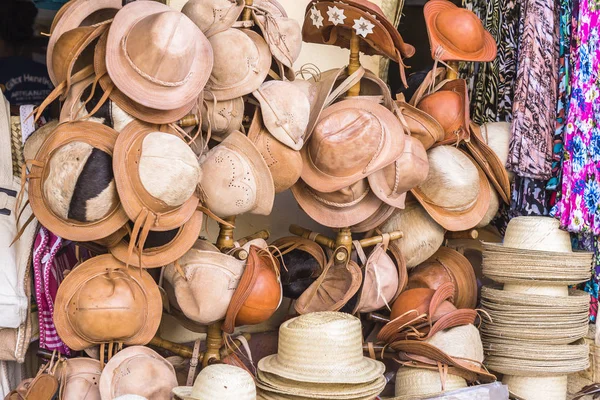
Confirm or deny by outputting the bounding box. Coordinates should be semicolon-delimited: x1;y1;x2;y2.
392;368;467;400
172;364;256;400
503;375;568;400
257;312;385;384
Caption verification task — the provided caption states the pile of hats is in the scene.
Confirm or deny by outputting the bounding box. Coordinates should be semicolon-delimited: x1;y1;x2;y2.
480;216;593;400
255;312;387;399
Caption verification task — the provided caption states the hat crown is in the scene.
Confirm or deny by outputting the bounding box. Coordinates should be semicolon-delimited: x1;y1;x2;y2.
191;364;256;399
395;368;467;398
209;29;260;86
381;137;428;192
126;11;197;84
112;355;175;398
311;179;371;206
183;0;244;36
418;91;463;135
62;359;102;400
426;324;484;363
435;9;485;54
503;216;572;253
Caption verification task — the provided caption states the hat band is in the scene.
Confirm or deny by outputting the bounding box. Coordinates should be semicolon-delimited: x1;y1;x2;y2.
416;189;478;213
120;35;193;87
308;186;370;208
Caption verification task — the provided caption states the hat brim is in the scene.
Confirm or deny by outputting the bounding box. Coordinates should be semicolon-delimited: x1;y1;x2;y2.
28;122;129;242
411;150;491;232
171;386;193;400
351;202;396;233
47;0;122;85
424;0;497;62
94;32;196;124
396;100;445;150
291;180;382;229
54;255;162;351
106;1;213;110
113;120;200;230
59;75;97;123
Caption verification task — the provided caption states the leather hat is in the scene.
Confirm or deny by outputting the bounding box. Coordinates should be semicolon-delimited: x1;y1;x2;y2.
351;202;396;233
201;96;245;142
47;0;121;85
99;346;178;399
163;248;246;325
223;245;282;333
109;211;204;268
182;0;245;38
271;236;327;300
301;98;406;193
411;146;491;232
368;136;429;209
205;28;271;101
377;282;478;344
173;364;256;400
53;254;162;350
60;358;102;400
395;99;444;150
247;108;302;193
291;179;383;229
416;79;470;146
333;68;395;110
113;120;200;234
199;131;275;218
466;122;511;204
106;1;213;110
408;247;478;309
94;31;196;124
252;80;311;151
27;121;128;242
477;184;500;228
424;0;497;62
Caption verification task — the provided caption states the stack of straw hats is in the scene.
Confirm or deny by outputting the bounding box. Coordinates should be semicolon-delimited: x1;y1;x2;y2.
480;216;593;400
255;312;386;400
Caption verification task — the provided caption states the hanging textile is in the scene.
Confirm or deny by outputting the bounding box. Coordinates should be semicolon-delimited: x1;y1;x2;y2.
507;0;558;180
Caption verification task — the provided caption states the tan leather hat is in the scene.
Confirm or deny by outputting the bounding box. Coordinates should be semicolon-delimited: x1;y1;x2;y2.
223;245;282;333
163;248;246;325
53;254;162;350
301;98;406;193
47;0;121;85
205;28;271;101
252;80;311;151
182;0;245;38
106;2;213;110
395;99;444;150
27;121;128;242
201;96;245;142
99;346;178;399
199;131;275;218
411;146;491;232
247;108;302;193
291;179;382;229
60;358;102;400
351;202;396;233
424;0;497;62
368;136;429;209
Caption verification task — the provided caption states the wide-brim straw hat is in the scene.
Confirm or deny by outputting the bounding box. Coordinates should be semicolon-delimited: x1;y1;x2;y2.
28;121;128;242
503;375;568;400
94;31;196;124
47;0;122;85
390;368;467;400
258;312;385;384
256;390;377;400
172;364;256;400
424;0;496;62
480;286;590;310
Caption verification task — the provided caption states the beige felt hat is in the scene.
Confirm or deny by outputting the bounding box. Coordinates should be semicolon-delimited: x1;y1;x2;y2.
391;368;467;400
173;364;256;400
199;131;275;218
182;0;245;38
257;312;385;384
99;346;178;400
106;1;213;110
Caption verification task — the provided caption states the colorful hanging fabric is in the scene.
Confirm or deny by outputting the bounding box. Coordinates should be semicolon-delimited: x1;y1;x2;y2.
507;0;558;180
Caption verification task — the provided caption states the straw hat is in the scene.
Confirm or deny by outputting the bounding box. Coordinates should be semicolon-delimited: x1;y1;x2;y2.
60;358;102;400
182;0;245;38
395;100;445;150
106;1;213;110
392;368;467;400
253;81;311;151
480;286;590;311
53;254;162;350
205;28;271;101
476;185;500;228
99;346;178;400
201;96;245;142
291;179;382;229
199;131;275;218
258;312;385;384
411;146;491;232
173;364;256;400
27;121;128;242
502;375;568;400
380;194;445;268
424;0;497;62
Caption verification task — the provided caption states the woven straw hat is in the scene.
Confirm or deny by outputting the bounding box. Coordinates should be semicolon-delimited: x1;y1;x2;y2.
182;0;245;38
476;185;500;228
490;216;578;253
380;194;445;268
503;375;568;400
480;286;590;311
258;312;385;384
392;368;467;400
172;364;256;400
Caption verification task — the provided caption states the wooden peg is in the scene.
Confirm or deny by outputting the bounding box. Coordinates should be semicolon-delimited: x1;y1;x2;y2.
446;61;459;80
177;114;199;128
216;216;237;251
289;224;335;249
445;229;479;240
347;30;361;97
242;0;253;21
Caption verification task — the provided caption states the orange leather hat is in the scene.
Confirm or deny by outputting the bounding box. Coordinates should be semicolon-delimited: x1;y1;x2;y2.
408;247;478;309
395;99;445;150
53;254;162;351
223;245;283;334
424;0;497;62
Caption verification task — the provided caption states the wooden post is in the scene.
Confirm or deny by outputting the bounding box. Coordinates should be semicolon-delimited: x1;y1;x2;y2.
347;30;362;97
242;0;253;21
203;322;224;367
446;61;459;80
216;216;236;251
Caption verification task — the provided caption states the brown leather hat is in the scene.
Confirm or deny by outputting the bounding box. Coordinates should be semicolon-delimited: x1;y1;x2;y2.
223;245;283;333
424;0;497;62
59;358;102;400
408;247;478;309
27;121;128;242
351;202;396;233
53;254;162;351
395;99;444;150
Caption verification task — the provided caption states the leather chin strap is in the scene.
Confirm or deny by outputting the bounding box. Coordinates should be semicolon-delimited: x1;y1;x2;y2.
186;339;202;386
